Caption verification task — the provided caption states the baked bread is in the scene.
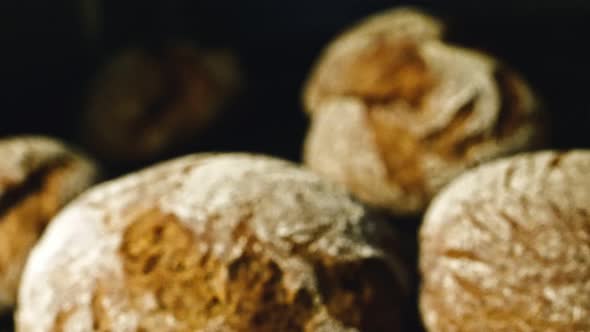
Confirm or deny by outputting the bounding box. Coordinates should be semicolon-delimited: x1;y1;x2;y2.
0;136;98;312
17;153;407;332
81;43;241;163
303;7;545;216
420;150;590;331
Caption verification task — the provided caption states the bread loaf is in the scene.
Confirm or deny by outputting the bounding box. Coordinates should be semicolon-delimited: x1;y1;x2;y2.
81;44;241;163
303;8;545;216
0;136;98;312
420;150;590;331
17;153;407;332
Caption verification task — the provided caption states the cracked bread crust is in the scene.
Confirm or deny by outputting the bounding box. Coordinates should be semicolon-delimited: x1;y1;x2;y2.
0;136;98;311
17;153;407;332
420;150;590;331
303;8;545;216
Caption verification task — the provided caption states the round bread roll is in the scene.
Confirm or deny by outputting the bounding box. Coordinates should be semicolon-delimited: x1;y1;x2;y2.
303;7;545;216
81;43;241;163
0;136;98;312
17;153;407;332
420;150;590;331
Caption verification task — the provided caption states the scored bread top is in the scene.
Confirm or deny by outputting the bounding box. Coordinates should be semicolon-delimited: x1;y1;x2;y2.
303;7;543;216
0;136;96;203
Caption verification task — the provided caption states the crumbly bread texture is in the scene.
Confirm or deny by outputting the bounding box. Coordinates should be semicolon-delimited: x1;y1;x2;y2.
17;153;407;332
0;136;98;312
303;7;545;216
420;150;590;331
81;44;241;162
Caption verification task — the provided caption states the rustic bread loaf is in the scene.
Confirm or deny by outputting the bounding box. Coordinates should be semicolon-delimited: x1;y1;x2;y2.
0;136;98;312
17;153;407;332
420;150;590;331
81;43;241;163
303;8;545;216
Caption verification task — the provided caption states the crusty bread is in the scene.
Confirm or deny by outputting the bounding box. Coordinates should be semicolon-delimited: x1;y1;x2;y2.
303;7;545;216
0;136;98;312
81;44;241;162
17;153;407;332
420;150;590;331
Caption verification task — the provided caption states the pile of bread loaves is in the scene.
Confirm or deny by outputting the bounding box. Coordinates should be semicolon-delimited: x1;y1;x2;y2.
1;7;588;332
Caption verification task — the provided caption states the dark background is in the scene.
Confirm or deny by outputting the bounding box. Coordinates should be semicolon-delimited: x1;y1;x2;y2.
1;1;590;331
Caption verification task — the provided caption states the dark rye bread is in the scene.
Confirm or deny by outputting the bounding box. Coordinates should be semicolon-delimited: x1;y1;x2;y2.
303;8;546;216
0;136;98;312
17;153;407;332
420;150;590;331
81;44;241;163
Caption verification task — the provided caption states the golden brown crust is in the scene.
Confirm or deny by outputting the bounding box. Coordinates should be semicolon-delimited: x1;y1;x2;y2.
0;136;98;312
17;153;407;332
82;43;241;162
420;150;590;331
303;8;545;216
307;38;434;109
303;7;443;113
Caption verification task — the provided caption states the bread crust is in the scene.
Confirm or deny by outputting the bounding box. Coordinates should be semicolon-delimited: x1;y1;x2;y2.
0;136;98;311
17;153;407;332
420;150;590;331
303;8;545;216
